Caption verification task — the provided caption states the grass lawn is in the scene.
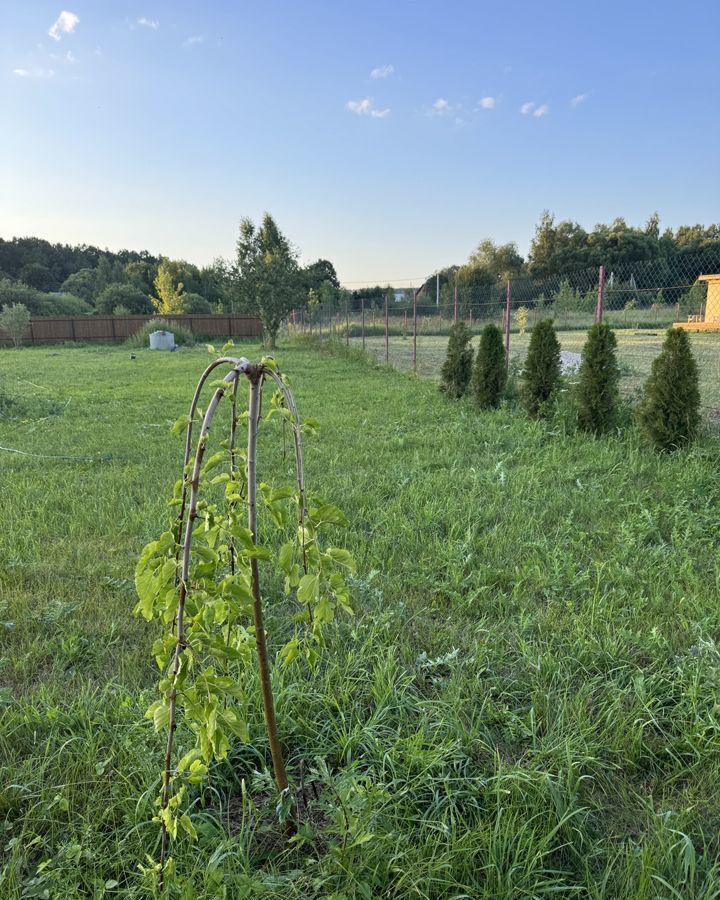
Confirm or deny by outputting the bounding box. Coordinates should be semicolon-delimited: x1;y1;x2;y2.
2;342;720;897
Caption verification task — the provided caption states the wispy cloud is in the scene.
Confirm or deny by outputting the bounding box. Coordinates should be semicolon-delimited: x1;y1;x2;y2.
48;10;79;42
137;17;159;29
346;98;390;118
66;50;76;63
479;96;496;109
13;67;56;79
370;64;394;79
520;101;535;115
570;92;589;107
533;104;549;118
432;97;450;114
183;35;204;47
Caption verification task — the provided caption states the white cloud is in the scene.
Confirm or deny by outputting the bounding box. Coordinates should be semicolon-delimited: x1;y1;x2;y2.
48;10;79;41
183;35;204;47
571;92;589;107
479;96;496;109
346;97;390;118
13;67;56;79
520;101;535;115
137;17;159;29
370;64;394;79
533;104;549;117
66;50;76;63
433;97;450;112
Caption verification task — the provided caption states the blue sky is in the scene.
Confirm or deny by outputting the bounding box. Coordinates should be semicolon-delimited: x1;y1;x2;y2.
1;1;719;286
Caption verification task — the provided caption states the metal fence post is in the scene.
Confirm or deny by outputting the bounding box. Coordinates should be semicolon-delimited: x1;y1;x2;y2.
595;265;605;323
385;293;389;365
413;289;418;373
345;300;349;347
361;297;365;352
504;280;512;369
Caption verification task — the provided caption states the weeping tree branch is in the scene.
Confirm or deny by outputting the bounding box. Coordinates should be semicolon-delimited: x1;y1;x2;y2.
161;358;249;874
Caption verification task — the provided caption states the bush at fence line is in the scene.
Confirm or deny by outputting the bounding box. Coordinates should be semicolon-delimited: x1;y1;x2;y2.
577;321;620;434
125;317;195;348
440;321;474;399
637;327;700;451
471;323;506;409
0;302;32;348
522;319;561;417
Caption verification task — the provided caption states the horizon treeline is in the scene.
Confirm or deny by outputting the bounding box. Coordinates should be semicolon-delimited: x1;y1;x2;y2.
1;210;719;317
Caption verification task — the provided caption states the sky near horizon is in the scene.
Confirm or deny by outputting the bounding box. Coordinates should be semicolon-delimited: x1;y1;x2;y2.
1;1;719;287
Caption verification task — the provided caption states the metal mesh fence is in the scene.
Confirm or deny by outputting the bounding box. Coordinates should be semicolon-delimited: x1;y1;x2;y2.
290;248;720;423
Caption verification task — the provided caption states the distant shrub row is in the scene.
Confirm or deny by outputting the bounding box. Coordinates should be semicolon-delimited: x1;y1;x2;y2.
441;319;701;451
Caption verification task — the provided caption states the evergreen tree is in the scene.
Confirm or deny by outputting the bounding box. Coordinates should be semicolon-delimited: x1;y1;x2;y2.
471;323;506;408
637;327;700;450
577;321;620;434
440;321;474;399
523;319;561;416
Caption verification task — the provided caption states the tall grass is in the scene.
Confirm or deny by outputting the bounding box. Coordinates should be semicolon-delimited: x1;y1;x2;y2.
2;344;720;896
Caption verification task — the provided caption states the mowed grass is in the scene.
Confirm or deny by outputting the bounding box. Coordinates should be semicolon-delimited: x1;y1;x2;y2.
2;343;720;897
352;328;720;413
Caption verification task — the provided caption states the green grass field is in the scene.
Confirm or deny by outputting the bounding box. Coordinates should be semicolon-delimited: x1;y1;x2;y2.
3;342;720;897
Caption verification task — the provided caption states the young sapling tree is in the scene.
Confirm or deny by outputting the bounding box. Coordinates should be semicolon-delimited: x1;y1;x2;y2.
440;321;474;399
577;321;620;434
471;323;507;409
135;348;355;886
637;327;700;450
522;319;561;416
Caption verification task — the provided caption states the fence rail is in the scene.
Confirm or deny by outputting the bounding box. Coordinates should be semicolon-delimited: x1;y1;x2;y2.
0;313;262;346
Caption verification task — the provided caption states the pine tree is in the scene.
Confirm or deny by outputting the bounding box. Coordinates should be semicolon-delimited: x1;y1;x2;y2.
637;327;700;450
523;319;561;416
440;321;474;399
471;323;506;408
577;322;620;434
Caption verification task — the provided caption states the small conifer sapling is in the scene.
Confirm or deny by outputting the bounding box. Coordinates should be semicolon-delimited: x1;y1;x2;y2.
471;322;507;409
637;327;700;450
440;321;474;399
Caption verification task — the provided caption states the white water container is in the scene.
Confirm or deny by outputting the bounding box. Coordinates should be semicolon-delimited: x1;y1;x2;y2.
149;330;175;350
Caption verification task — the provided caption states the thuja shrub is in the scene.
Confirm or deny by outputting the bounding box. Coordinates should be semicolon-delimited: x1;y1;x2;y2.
577;321;620;434
440;321;474;399
522;319;561;416
637;327;700;450
471;323;506;409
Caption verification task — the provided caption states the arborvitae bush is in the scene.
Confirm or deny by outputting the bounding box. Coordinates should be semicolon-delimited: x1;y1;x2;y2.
637;327;700;450
577;321;620;434
472;323;507;409
440;321;474;399
522;319;561;416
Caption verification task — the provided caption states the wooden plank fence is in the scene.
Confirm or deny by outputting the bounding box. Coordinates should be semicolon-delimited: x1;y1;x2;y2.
0;313;263;346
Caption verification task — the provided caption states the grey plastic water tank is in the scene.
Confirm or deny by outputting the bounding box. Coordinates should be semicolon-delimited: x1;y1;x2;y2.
149;330;175;350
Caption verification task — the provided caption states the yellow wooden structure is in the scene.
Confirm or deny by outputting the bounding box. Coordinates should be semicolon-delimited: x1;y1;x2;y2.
674;273;720;331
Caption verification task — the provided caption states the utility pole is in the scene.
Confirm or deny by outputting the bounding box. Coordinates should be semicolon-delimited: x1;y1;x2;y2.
436;272;440;307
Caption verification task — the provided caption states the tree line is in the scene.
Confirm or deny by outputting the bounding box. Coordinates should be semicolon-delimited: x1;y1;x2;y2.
0;224;342;348
2;210;719;343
